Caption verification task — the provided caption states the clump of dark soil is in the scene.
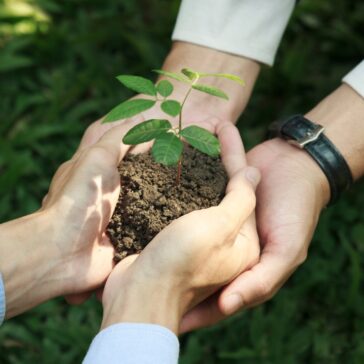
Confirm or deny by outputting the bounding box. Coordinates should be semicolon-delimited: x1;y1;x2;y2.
107;146;227;261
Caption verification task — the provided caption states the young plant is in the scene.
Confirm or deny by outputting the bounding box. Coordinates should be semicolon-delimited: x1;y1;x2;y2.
103;68;244;183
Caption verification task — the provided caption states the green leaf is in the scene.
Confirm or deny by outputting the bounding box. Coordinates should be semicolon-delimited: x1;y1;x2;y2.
153;69;191;83
192;84;229;100
198;73;245;85
181;68;199;80
103;99;156;123
180;125;220;157
122;119;172;145
116;75;156;96
161;100;181;117
152;133;183;166
156;80;173;97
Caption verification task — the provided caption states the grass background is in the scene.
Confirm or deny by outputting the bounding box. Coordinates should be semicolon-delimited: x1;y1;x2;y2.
0;0;363;362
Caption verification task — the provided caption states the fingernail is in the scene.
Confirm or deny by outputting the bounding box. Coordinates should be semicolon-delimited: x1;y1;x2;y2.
244;167;261;189
223;293;243;315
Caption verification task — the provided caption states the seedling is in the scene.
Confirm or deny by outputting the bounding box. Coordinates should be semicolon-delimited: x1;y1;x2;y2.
103;68;244;184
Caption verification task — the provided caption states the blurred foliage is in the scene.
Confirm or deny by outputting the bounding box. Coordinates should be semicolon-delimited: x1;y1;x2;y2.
0;0;363;362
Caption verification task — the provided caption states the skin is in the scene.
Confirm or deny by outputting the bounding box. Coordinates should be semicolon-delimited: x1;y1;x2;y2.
181;84;364;331
64;41;260;304
0;116;260;330
74;42;364;332
101;122;261;333
0;122;136;318
0;37;362;357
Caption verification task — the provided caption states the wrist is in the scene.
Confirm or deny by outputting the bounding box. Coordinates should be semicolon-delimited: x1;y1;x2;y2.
161;41;260;122
261;138;331;209
102;272;182;334
265;82;364;207
0;210;63;318
305;84;364;181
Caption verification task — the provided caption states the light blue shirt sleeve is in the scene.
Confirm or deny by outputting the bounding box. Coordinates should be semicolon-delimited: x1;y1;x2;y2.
83;323;179;364
0;273;6;326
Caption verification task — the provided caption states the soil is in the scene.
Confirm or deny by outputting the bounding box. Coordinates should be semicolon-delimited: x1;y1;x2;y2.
107;146;228;261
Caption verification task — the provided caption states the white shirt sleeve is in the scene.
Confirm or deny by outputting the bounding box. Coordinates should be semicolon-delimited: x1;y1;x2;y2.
83;323;179;364
0;273;6;326
342;60;364;99
172;0;296;66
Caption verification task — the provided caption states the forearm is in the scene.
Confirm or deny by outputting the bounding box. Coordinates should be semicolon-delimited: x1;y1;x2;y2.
305;84;364;181
0;211;62;318
264;83;364;210
161;41;261;122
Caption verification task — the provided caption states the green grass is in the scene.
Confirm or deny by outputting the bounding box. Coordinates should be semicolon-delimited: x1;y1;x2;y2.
1;0;364;362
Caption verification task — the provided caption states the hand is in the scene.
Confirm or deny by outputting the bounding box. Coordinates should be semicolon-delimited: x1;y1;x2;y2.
78;41;260;150
0;121;136;318
101;122;261;333
66;41;260;304
179;83;364;332
180;137;330;332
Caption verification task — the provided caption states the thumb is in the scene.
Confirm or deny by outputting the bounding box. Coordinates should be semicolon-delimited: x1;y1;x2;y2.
219;251;293;315
243;166;261;190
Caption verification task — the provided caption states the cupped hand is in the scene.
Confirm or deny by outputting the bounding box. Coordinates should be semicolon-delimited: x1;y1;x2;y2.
101;122;261;333
65;85;244;305
180;137;330;332
41;120;138;297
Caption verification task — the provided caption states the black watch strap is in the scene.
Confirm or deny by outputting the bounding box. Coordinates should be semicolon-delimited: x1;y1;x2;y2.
269;115;353;204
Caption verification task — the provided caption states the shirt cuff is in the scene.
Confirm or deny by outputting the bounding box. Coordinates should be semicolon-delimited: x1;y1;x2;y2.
172;0;295;66
0;272;6;326
342;60;364;99
83;323;179;364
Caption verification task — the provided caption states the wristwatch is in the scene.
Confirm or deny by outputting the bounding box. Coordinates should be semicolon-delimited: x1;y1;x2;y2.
269;114;353;204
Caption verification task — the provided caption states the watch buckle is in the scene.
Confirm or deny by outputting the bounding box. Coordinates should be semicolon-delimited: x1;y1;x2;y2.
287;124;325;149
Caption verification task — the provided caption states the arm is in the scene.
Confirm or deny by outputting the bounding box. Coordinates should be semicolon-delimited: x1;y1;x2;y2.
180;66;364;331
0;122;136;320
79;41;260;150
80;0;298;148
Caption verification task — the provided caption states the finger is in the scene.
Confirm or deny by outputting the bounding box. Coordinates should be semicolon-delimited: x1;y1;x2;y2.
219;250;296;315
180;294;224;334
115;254;139;272
99;254;139;302
89;122;137;165
41;194;48;207
78;113;145;151
185;117;221;134
130;141;153;155
217;167;260;232
215;121;261;197
65;292;92;305
79;119;112;150
216;122;247;178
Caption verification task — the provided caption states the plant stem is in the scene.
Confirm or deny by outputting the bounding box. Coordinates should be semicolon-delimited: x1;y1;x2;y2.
178;85;193;132
176;157;182;186
175;84;194;185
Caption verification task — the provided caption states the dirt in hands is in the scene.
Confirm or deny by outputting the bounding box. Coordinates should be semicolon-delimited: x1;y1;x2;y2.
107;146;228;261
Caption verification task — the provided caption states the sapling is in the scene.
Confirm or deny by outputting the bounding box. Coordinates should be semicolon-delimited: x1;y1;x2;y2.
103;68;244;184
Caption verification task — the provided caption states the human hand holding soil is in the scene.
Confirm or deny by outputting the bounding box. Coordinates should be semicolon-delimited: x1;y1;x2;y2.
0;121;138;318
101;122;261;333
179;84;364;332
66;43;260;305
